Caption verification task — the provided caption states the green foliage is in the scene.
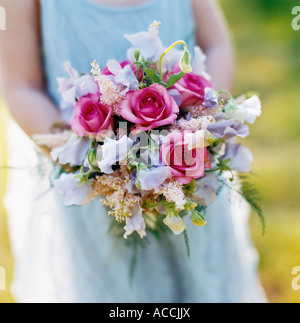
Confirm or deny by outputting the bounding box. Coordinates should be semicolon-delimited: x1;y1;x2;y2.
166;71;185;88
183;231;191;260
239;174;266;235
144;67;162;85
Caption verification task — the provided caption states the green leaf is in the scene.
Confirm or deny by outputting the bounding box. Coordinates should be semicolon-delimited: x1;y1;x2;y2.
144;68;162;84
166;71;185;88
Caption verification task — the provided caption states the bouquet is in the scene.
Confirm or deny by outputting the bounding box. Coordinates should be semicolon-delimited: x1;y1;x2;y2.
34;21;263;244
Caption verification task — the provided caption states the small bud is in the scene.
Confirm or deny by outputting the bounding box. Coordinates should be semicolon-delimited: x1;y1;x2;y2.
134;49;140;62
179;48;192;74
192;211;207;227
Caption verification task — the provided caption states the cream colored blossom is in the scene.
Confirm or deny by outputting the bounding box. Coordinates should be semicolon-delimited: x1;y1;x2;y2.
158;179;186;211
163;212;186;235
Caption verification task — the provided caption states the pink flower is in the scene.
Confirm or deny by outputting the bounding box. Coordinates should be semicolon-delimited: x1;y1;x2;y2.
173;71;212;109
71;93;114;138
120;84;179;131
161;132;210;184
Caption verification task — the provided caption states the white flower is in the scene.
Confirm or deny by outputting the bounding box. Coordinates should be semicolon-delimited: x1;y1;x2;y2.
51;132;90;167
54;173;93;206
225;95;262;124
98;136;134;174
184;130;217;150
184;130;205;150
124;204;146;239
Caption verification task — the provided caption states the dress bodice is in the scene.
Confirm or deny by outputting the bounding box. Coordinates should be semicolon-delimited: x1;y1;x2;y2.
40;0;196;105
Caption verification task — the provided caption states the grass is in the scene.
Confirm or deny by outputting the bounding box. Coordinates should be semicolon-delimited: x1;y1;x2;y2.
0;0;299;303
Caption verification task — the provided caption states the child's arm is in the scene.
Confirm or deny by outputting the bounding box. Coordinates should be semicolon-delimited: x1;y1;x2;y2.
192;0;235;92
0;0;62;136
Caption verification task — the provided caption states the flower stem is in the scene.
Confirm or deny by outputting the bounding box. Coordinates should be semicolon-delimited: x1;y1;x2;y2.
159;40;188;80
218;90;234;101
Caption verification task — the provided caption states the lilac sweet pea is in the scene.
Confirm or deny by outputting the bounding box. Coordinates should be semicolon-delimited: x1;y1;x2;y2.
137;166;171;191
57;61;99;122
189;173;219;207
105;59;139;95
208;117;249;141
51;132;90;167
203;88;219;109
222;143;253;173
54;173;93;206
125;22;164;62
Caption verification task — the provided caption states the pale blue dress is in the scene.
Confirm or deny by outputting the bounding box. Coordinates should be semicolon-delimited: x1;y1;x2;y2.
5;0;267;303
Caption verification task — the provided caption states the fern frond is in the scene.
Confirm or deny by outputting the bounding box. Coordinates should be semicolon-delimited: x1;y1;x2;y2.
219;174;266;235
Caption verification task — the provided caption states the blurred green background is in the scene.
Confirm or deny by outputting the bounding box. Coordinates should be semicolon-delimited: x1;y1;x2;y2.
0;0;299;303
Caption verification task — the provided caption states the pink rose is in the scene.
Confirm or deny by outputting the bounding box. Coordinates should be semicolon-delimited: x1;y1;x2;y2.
71;93;114;138
173;72;212;109
161;132;210;184
120;84;179;131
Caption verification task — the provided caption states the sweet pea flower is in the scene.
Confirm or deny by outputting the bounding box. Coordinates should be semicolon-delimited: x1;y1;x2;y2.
137;166;171;191
103;60;131;75
124;204;146;239
189;173;219;207
224;95;262;124
120;84;179;131
98;136;134;174
103;59;139;95
54;173;93;206
184;130;218;150
51;132;90;167
57;61;99;122
163;210;186;235
71;93;114;139
125;21;164;62
222;143;253;173
207;118;249;140
203;88;219;109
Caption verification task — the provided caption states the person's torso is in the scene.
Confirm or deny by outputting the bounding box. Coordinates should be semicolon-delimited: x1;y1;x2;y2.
40;0;196;105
